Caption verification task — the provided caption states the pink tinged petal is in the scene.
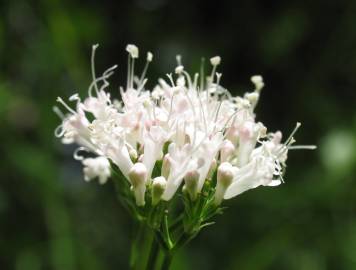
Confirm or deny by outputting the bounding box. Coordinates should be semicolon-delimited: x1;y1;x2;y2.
197;132;224;192
143;126;167;179
223;172;261;199
161;176;184;201
142;138;158;179
107;143;134;179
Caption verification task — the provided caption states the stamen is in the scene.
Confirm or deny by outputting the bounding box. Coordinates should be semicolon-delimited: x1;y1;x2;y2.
166;74;175;87
69;93;80;102
91;44;99;95
101;65;118;95
176;55;182;66
73;147;89;160
213;100;223;124
88;66;117;97
182;71;193;89
279;173;285;183
288;145;317;150
130;57;135;89
216;73;222;89
54;124;64;137
200;57;205;90
276;137;296;158
175;65;184;74
56;97;76;114
53;106;65;119
139;52;153;85
251;75;264;92
126;44;139;58
209;56;221;87
284;122;301;146
137;78;148;92
193;73;199;90
126;54;131;90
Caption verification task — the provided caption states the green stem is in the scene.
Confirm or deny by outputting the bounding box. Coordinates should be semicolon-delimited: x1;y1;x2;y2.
146;236;160;270
160;252;172;270
130;224;155;270
130;223;144;269
163;212;173;249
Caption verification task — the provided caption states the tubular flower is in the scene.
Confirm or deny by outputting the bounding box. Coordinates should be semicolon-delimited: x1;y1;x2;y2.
54;44;316;207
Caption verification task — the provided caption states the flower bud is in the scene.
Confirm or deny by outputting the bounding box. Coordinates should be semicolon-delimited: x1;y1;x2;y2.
214;162;234;205
161;154;171;179
152;176;167;205
237;122;265;167
129;148;138;161
220;140;235;162
128;162;147;206
184;170;199;201
206;158;217;180
226;126;239;146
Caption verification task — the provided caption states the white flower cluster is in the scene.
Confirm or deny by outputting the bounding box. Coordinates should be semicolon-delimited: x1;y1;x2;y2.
55;44;315;206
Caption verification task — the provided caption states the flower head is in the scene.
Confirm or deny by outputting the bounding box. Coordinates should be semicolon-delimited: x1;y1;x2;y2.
54;44;315;207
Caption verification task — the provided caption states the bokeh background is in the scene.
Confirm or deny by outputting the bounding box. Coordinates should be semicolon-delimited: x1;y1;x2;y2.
1;0;356;269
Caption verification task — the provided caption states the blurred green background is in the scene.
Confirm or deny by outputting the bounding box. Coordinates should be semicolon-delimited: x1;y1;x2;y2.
1;0;356;269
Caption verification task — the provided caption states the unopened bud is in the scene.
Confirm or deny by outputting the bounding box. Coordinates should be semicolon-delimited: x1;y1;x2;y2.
152;176;167;205
214;162;234;205
184;170;199;201
126;44;139;58
129;148;138;161
220;140;235;162
207;158;217;180
161;154;171;179
226;127;239;146
128;163;147;206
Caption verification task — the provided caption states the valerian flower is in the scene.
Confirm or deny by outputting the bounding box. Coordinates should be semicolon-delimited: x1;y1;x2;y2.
54;44;316;207
54;44;316;268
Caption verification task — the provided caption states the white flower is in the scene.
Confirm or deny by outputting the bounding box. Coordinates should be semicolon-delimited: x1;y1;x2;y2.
82;157;111;184
55;44;315;206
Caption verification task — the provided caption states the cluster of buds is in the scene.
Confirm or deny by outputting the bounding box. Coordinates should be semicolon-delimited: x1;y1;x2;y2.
54;44;315;229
